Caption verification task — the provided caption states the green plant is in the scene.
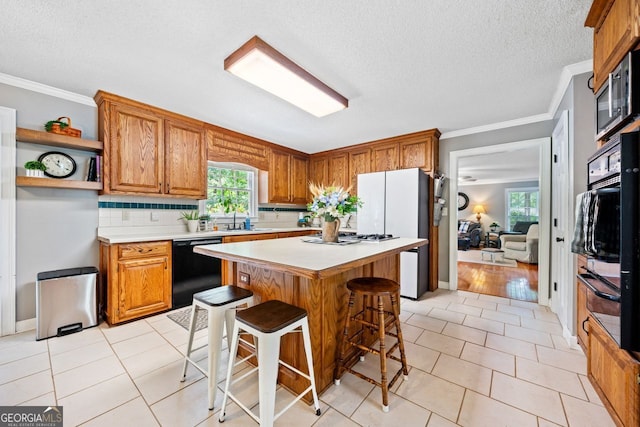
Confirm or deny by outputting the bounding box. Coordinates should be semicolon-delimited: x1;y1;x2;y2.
178;211;199;221
44;120;68;132
490;222;500;228
24;160;47;171
199;214;211;221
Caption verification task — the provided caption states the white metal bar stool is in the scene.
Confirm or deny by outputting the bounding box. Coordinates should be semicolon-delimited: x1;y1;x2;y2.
218;299;321;426
180;285;253;410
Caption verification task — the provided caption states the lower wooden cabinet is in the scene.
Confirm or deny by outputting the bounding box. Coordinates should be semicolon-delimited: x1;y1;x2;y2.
576;279;590;352
100;241;172;324
588;317;640;427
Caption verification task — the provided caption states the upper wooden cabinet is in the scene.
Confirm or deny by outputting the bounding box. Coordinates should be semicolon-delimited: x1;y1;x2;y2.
348;148;371;193
267;149;309;204
328;152;350;189
95;91;206;198
371;142;399;172
164;119;206;197
586;0;640;92
309;156;329;186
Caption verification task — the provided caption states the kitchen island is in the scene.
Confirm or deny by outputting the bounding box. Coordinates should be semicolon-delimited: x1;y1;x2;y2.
194;236;428;401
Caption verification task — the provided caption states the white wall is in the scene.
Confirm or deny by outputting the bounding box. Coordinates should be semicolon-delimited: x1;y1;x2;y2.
0;82;99;322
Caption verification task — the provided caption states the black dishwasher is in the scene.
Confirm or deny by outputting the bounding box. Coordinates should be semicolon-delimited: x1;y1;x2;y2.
172;237;222;309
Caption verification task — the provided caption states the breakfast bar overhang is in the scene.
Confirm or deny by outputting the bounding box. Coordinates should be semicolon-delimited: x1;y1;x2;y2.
194;236;428;402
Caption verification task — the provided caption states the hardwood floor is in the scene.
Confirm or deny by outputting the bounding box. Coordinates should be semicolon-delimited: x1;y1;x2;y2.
457;251;539;302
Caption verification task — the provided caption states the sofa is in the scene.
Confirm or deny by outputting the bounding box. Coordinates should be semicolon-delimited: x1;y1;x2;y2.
499;221;538;237
457;220;482;249
500;224;539;263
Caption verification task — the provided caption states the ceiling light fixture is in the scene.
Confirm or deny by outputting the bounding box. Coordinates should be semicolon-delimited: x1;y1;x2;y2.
224;36;348;117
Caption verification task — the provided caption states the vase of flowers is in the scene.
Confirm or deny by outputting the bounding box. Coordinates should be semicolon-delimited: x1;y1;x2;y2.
308;183;362;243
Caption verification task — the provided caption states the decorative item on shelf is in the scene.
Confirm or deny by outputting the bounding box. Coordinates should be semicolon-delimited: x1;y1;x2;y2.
179;211;200;233
307;182;362;243
44;116;82;138
490;222;500;232
24;160;46;177
38;151;77;178
473;204;486;222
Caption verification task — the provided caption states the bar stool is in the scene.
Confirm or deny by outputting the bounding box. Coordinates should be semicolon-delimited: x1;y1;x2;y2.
180;286;254;410
218;299;321;426
334;277;409;412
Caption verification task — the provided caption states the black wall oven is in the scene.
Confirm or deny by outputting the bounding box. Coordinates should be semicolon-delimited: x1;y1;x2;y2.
575;130;640;351
172;237;222;309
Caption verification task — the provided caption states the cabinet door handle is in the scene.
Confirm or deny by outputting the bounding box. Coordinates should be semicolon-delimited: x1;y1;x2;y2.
158;182;162;193
582;317;589;336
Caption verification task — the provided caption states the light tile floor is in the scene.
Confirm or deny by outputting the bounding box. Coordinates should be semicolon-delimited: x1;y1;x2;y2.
0;289;616;426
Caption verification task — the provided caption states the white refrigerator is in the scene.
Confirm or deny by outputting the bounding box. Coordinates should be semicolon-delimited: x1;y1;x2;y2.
357;168;430;299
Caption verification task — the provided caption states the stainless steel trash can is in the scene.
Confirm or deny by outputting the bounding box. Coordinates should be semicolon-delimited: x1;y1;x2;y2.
36;266;99;340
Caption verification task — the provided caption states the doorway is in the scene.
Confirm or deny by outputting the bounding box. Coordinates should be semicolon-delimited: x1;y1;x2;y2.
449;138;551;306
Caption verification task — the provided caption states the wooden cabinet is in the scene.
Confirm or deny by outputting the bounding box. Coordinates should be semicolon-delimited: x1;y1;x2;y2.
15;128;104;190
576;279;590;352
328;152;349;189
95;91;206;199
586;0;640;92
371;142;399;172
588;317;640;427
309;156;329;186
399;135;439;172
165;119;207;197
100;241;172;324
348;148;371;193
267;150;309;204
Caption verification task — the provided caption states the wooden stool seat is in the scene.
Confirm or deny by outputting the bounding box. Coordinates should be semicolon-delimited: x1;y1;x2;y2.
346;277;399;295
335;277;409;413
235;299;307;333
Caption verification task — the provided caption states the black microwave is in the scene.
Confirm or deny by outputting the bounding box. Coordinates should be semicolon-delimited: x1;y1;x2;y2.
595;50;640;141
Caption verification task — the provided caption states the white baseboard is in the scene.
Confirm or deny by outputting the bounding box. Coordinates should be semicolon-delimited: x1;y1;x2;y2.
562;324;581;351
16;317;36;333
438;280;450;289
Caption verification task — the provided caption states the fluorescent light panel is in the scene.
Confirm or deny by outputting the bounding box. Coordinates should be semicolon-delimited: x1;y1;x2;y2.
225;36;348;117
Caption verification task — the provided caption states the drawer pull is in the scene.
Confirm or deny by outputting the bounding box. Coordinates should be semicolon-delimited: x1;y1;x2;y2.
138;248;152;253
582;317;589;336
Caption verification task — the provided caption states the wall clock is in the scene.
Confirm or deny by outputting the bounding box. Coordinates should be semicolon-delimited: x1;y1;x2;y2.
38;151;77;178
457;192;469;211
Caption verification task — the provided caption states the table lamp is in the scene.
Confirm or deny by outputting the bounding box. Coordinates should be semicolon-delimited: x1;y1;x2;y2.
473;204;486;222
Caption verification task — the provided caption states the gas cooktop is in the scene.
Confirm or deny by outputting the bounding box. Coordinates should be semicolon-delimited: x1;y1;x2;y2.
352;234;398;242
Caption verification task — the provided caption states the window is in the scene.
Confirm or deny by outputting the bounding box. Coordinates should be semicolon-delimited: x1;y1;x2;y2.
204;163;257;216
505;187;539;230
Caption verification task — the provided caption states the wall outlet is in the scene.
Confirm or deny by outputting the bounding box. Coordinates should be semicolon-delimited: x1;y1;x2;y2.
239;272;250;285
150;211;159;222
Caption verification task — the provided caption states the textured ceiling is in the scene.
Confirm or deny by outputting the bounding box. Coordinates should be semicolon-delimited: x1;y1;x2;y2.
0;1;593;153
458;146;541;186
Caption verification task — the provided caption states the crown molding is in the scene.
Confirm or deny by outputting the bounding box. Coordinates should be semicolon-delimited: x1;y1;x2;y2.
440;59;593;140
440;113;553;140
0;72;96;107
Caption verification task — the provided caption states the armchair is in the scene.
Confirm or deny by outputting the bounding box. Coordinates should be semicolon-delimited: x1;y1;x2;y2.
500;224;539;264
457;220;482;249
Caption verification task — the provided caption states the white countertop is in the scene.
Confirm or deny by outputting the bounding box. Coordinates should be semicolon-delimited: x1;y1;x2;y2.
97;227;314;244
97;226;357;244
193;236;427;279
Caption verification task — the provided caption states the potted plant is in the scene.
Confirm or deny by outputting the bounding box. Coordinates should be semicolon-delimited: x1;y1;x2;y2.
178;211;200;233
489;221;500;232
24;160;47;177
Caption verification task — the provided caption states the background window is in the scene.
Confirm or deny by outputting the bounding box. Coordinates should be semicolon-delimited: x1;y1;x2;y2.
205;163;257;216
505;187;539;230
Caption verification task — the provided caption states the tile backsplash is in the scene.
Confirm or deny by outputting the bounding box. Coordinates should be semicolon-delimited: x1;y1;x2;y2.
97;196;322;231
